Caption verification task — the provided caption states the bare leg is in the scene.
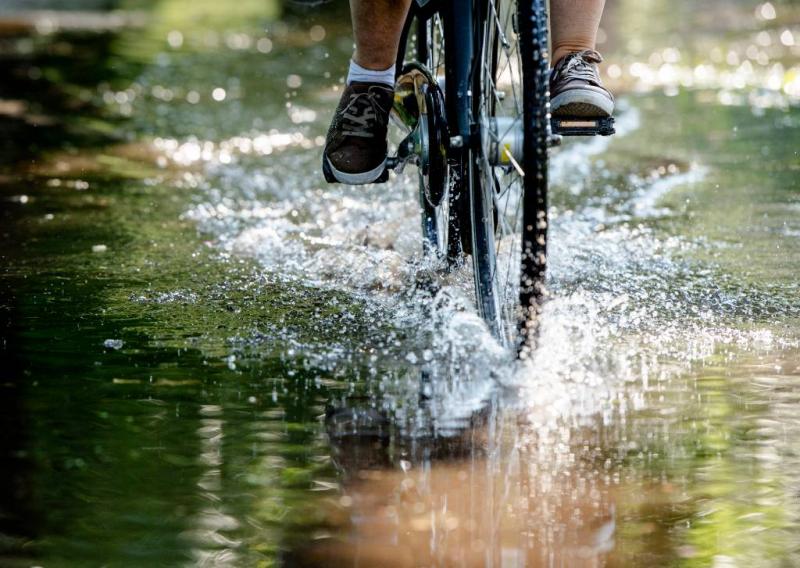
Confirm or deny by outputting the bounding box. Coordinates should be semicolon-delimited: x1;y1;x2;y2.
551;0;606;64
350;0;412;70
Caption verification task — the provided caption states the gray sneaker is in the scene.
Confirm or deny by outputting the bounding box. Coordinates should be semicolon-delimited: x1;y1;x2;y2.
323;82;394;185
550;50;614;117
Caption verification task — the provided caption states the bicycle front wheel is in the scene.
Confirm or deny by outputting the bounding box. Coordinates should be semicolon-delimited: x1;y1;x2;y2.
469;0;550;351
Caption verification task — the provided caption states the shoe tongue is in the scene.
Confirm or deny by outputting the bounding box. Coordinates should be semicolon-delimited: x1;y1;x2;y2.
577;49;603;64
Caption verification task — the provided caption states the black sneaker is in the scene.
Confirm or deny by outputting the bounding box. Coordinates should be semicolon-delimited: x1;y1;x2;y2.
323;81;394;185
550;50;614;117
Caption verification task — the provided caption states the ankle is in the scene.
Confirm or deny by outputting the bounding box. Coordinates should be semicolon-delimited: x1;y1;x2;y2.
347;59;396;87
352;49;397;72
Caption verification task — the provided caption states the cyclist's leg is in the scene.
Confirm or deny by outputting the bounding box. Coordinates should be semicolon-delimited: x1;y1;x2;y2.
550;0;606;63
323;0;412;184
351;0;412;71
549;0;614;117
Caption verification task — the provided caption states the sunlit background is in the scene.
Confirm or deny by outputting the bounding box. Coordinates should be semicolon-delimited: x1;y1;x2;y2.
1;0;799;566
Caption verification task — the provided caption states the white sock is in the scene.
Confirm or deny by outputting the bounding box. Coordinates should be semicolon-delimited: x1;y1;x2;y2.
347;60;395;87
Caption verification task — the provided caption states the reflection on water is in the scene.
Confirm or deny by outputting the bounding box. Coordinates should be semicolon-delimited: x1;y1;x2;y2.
292;346;800;566
299;405;620;567
1;0;799;566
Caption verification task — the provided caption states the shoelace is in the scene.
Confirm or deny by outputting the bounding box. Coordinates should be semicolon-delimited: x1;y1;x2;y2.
552;49;603;86
340;88;388;138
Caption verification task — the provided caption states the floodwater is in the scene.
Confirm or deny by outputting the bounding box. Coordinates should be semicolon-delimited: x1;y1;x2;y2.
1;0;799;566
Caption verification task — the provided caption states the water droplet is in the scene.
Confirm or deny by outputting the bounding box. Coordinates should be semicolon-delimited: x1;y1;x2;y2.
758;2;776;20
309;25;326;42
167;30;183;48
286;74;302;89
212;87;226;101
256;37;273;54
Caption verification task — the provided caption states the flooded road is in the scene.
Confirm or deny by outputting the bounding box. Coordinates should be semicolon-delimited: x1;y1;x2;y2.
1;0;800;565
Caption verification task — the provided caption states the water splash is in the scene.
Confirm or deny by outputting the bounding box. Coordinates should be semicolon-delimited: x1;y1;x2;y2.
170;97;799;439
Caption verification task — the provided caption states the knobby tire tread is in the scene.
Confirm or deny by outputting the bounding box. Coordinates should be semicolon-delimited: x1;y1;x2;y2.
517;0;549;350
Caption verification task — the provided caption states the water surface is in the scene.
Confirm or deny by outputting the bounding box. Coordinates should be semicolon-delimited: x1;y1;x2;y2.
1;0;799;566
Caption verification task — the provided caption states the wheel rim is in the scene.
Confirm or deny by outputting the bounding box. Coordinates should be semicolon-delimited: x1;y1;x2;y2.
472;0;528;347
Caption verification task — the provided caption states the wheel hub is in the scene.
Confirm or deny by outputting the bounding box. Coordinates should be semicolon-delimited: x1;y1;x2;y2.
487;116;524;168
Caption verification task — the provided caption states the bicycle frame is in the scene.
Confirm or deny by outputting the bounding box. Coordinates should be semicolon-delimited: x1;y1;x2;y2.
395;1;616;153
396;0;477;148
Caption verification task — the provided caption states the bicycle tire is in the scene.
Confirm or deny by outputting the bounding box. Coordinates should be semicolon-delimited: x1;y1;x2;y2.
468;0;550;351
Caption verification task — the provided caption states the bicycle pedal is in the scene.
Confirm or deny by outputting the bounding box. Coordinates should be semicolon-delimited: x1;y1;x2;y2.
551;116;615;137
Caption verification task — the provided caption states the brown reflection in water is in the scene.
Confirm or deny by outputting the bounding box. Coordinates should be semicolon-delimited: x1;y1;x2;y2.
290;347;800;567
294;405;621;567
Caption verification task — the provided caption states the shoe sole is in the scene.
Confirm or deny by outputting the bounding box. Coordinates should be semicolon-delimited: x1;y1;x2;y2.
324;156;387;185
551;90;614;117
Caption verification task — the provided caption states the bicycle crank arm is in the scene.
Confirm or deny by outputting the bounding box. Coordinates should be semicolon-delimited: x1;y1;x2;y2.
322;130;418;185
550;116;616;137
388;128;421;174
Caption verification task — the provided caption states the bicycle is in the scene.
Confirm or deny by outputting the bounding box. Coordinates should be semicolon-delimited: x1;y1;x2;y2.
323;0;615;354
